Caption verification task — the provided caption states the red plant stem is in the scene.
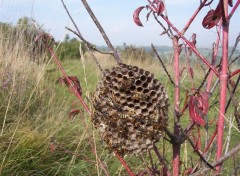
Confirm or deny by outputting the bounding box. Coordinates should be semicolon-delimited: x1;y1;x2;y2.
45;42;92;116
228;0;240;20
206;27;221;93
216;0;229;173
181;0;208;35
38;35;134;176
160;14;220;77
114;151;135;176
203;127;217;155
172;37;181;176
230;69;240;78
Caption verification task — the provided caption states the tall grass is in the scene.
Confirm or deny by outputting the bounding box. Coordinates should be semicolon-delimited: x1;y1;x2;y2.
0;25;239;175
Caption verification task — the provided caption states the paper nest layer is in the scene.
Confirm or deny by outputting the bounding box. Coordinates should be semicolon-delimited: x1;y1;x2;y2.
91;63;169;156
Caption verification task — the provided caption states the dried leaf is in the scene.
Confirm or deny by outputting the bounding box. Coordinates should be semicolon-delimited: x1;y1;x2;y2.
202;3;222;29
133;6;145;27
191;33;197;46
69;109;80;120
58;76;82;96
179;67;186;77
189;92;209;126
178;44;183;55
148;0;165;15
184;168;194;175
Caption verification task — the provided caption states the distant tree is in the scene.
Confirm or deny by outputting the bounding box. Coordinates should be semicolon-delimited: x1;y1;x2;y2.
56;37;86;60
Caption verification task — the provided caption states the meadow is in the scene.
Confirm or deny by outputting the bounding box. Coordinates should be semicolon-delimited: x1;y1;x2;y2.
0;26;240;176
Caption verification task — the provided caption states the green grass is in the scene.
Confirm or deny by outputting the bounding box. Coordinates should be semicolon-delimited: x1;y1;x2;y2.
0;31;240;175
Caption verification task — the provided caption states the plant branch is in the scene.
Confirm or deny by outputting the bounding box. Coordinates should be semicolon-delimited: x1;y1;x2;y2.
81;0;122;64
159;14;220;77
180;128;215;170
225;74;240;113
153;13;172;38
190;143;240;175
151;44;174;85
181;0;208;35
153;144;171;176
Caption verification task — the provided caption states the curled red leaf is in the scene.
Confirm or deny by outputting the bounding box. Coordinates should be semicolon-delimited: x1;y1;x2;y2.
179;67;186;77
151;0;165;15
133;6;145;27
69;109;80;121
189;92;209;126
202;3;222;29
58;76;82;96
228;0;233;7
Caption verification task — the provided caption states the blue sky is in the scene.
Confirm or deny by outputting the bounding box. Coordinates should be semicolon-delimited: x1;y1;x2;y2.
0;0;239;47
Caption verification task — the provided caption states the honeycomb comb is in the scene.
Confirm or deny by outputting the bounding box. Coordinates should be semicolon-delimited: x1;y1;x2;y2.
91;63;169;156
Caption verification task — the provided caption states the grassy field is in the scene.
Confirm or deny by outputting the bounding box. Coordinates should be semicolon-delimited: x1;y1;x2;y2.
0;29;240;176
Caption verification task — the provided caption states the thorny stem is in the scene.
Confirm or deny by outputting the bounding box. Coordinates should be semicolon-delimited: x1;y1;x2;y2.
81;0;122;64
160;14;220;77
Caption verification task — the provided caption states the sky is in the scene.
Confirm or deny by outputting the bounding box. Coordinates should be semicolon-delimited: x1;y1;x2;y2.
0;0;239;47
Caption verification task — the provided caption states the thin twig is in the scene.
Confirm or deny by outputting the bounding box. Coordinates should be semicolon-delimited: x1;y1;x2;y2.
153;13;172;38
153;144;171;176
225;74;240;113
181;0;208;35
194;67;211;95
190;143;240;175
81;0;122;64
228;33;240;62
65;27;112;55
180;127;215;170
160;14;220;77
151;44;174;85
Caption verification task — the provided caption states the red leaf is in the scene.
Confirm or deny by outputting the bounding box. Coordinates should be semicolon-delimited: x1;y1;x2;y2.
228;0;233;7
179;67;186;77
184;168;194;175
69;109;80;120
202;3;222;29
149;0;165;15
189;92;209;126
191;33;197;46
58;76;82;96
178;44;183;55
133;6;145;27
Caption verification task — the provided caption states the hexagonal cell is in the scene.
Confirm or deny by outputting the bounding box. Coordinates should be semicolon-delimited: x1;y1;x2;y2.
91;63;169;156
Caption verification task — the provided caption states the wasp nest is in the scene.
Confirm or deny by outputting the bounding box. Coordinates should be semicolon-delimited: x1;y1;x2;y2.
91;63;169;156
